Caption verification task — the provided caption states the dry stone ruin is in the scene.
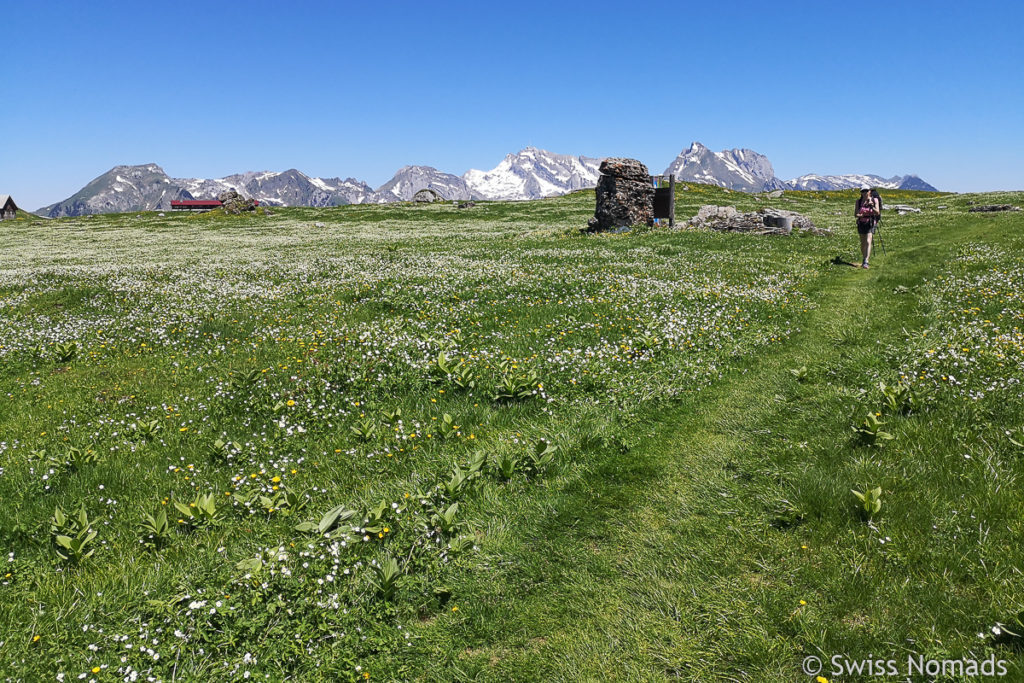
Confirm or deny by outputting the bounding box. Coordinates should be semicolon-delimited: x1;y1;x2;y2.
688;205;829;236
587;158;654;232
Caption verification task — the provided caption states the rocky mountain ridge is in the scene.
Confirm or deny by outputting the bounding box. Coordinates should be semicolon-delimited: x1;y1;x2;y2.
663;143;788;193
663;142;938;193
37;145;938;217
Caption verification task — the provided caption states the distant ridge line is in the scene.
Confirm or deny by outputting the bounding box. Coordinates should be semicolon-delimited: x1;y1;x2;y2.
37;144;938;217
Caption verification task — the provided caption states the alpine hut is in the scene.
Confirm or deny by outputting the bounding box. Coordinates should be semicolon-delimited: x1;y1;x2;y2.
0;195;18;221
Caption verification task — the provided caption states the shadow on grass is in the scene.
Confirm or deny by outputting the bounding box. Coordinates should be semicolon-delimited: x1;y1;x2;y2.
830;255;862;268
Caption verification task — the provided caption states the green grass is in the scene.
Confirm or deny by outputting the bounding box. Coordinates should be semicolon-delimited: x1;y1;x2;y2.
1;186;1022;681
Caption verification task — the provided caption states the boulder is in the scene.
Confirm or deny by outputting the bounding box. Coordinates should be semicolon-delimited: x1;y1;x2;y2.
696;205;739;222
587;158;654;232
413;188;441;203
887;204;922;214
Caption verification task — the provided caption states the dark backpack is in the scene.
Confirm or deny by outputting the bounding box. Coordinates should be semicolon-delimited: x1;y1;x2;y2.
871;189;882;219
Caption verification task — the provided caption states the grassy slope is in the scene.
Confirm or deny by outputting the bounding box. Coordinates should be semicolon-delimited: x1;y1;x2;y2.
1;188;1022;681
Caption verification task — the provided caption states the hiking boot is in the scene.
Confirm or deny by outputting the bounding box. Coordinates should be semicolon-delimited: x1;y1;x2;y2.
861;262;870;269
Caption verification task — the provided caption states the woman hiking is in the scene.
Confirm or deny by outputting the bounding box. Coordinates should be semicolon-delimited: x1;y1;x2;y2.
855;186;880;269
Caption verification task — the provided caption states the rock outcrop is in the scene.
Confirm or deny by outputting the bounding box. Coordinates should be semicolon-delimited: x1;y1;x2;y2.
586;158;654;232
887;204;922;214
412;188;441;203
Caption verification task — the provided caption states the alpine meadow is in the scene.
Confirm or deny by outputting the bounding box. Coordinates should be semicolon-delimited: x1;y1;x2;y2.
3;186;1024;682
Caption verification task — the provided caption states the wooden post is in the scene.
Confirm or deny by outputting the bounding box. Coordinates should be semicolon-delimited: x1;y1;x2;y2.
669;174;675;228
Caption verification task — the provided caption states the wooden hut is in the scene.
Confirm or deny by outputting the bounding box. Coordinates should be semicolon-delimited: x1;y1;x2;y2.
0;195;18;221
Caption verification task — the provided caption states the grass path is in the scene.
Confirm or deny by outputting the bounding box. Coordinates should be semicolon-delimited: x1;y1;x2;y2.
418;218;1017;681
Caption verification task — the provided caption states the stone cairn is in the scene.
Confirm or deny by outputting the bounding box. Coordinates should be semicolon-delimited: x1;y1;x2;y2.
586;158;654;232
218;189;259;214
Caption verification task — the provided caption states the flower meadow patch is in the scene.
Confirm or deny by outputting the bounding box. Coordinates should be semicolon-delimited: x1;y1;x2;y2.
0;198;826;679
885;243;1024;401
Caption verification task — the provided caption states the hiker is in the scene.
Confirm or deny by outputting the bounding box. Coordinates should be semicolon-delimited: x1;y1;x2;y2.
855;186;880;269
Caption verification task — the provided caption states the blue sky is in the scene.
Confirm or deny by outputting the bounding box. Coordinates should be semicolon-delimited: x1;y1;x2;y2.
3;0;1022;210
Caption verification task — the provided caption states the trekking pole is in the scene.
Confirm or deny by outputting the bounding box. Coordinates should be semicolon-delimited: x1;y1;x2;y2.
876;220;887;256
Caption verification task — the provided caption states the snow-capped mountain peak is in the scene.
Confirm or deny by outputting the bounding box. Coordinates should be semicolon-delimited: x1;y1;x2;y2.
664;142;786;192
463;148;602;200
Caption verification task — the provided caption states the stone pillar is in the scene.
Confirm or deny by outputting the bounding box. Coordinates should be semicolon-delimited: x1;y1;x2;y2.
587;158;655;232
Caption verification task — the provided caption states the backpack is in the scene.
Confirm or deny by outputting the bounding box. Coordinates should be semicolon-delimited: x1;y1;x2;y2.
871;189;882;220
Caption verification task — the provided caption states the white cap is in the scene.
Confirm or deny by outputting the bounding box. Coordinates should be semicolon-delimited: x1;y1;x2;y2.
860;185;871;190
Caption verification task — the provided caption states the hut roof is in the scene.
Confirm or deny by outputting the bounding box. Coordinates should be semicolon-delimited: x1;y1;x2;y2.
0;195;17;210
171;200;223;207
